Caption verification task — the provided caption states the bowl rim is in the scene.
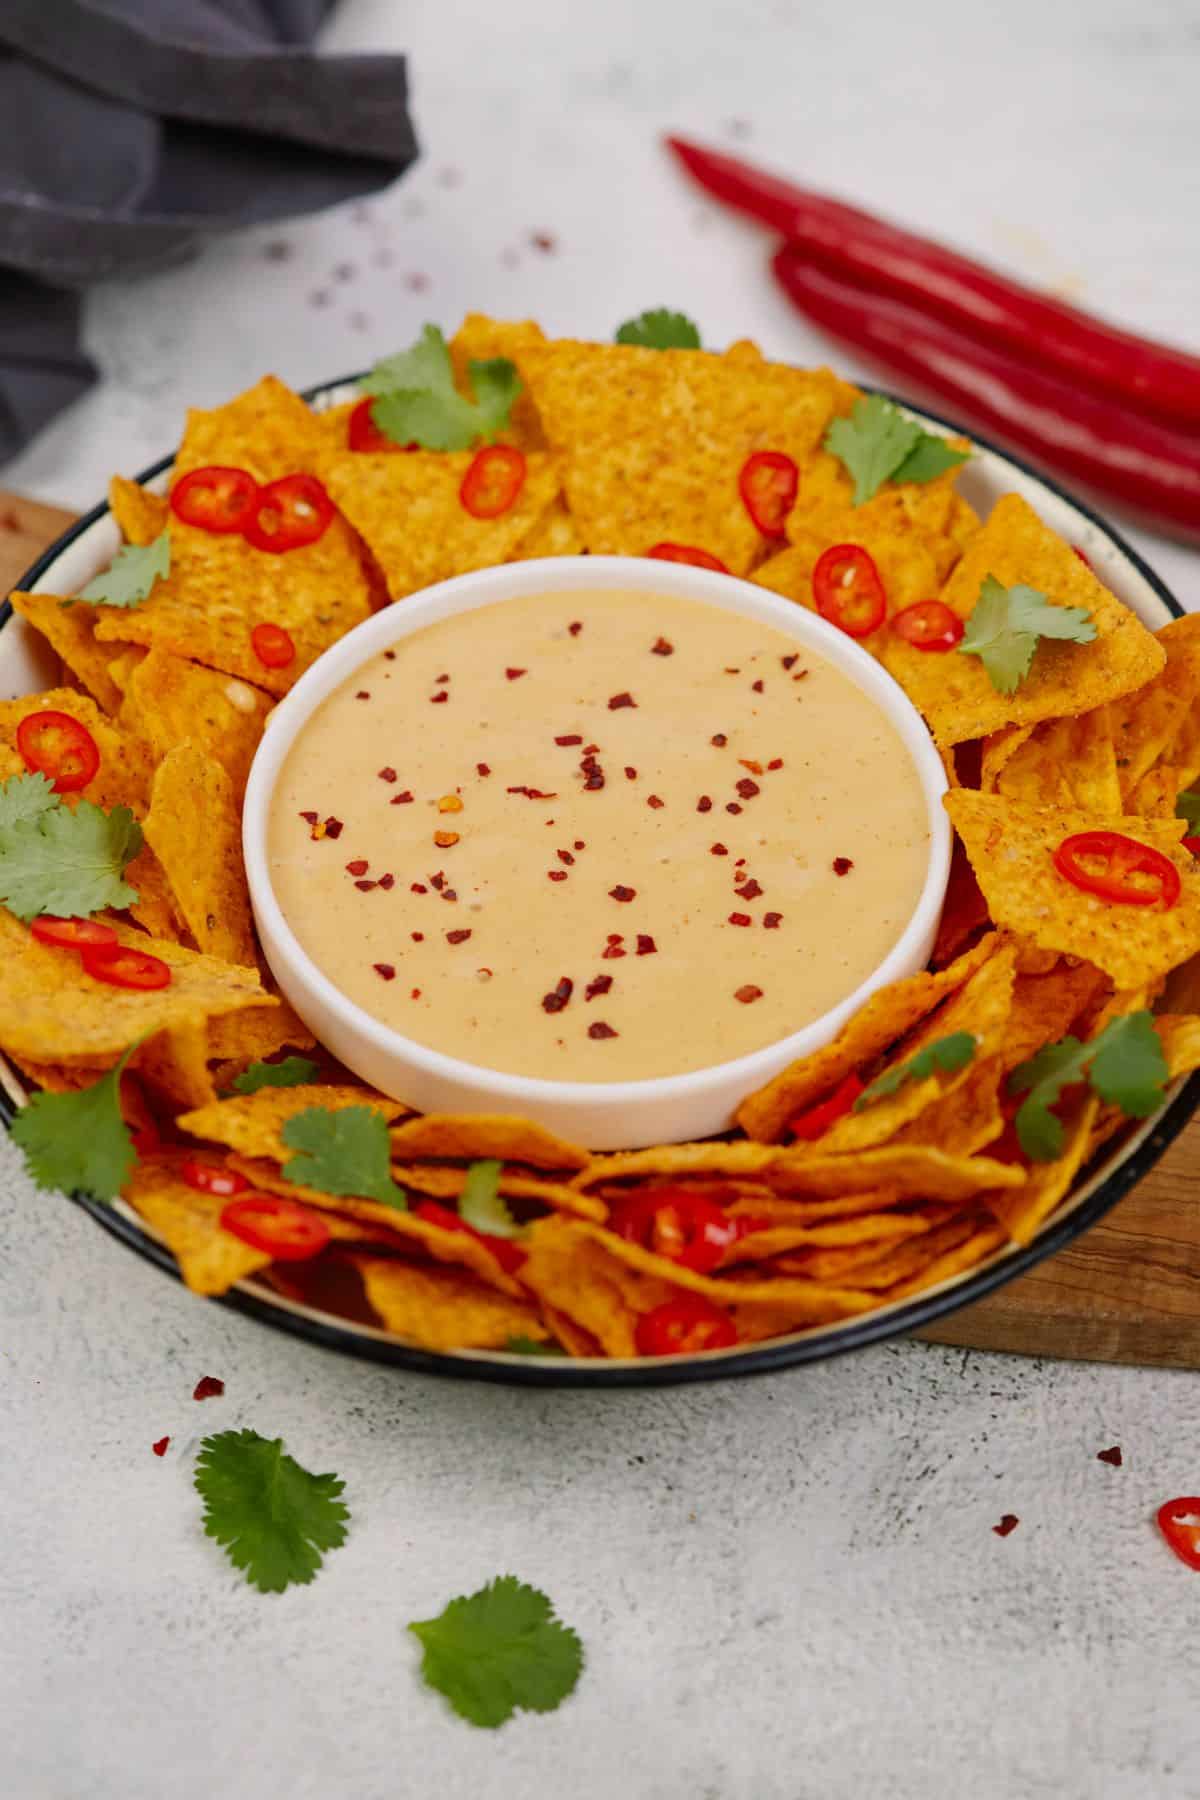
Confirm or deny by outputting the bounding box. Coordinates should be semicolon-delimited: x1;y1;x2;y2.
2;375;1196;1387
241;553;951;1126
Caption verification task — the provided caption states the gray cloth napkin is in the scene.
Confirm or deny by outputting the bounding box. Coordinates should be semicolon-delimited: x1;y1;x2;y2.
0;1;417;461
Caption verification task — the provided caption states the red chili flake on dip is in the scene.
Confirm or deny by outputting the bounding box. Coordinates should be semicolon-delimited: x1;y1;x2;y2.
609;886;636;902
568;621;582;636
833;857;854;876
411;932;424;942
555;734;583;746
588;1021;618;1039
374;963;396;980
434;830;460;848
608;691;637;710
624;766;638;781
1097;1446;1123;1466
355;878;377;891
763;912;783;929
346;859;369;876
601;941;626;959
781;653;799;670
193;1376;224;1401
728;912;752;927
725;803;743;815
542;977;574;1013
378;767;397;782
446;929;472;944
711;733;727;747
430;873;446;891
697;796;712;812
324;817;343;839
548;870;568;882
636;934;657;955
477;763;491;776
299;810;318;823
751;679;764;693
430;690;448;704
739;759;764;775
651;637;674;655
506;667;527;681
391;791;414;804
993;1515;1020;1537
379;873;395;890
767;758;783;771
711;843;728;856
735;985;763;1003
586;974;613;999
736;879;763;899
441;889;458;902
355;689;370;701
736;778;760;799
557;849;575;865
574;840;585;850
507;785;558;800
152;1437;170;1457
647;795;665;809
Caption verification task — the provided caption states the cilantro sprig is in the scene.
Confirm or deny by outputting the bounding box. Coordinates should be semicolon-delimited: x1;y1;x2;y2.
232;1055;318;1094
409;1576;584;1728
1008;1009;1168;1161
359;325;520;451
853;1031;977;1111
823;394;968;506
12;1042;140;1201
458;1158;521;1238
195;1429;349;1593
280;1104;407;1209
76;530;170;609
958;575;1096;695
0;775;142;921
615;308;701;350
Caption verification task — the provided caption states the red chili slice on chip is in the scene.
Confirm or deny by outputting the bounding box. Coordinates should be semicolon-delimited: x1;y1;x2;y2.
181;1158;249;1198
220;1194;331;1261
608;1187;738;1274
80;944;172;990
1053;830;1181;908
635;1295;738;1357
738;450;799;537
458;445;527;519
646;542;729;573
346;396;417;453
16;709;101;793
891;599;964;652
812;544;887;638
412;1198;527;1275
787;1071;865;1141
170;465;260;534
251;621;296;669
30;915;118;953
242;473;335;553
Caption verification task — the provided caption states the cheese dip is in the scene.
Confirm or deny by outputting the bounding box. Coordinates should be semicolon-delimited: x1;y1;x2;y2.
268;589;930;1082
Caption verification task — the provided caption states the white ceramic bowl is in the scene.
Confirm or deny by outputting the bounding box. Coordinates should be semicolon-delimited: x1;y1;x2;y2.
241;555;952;1149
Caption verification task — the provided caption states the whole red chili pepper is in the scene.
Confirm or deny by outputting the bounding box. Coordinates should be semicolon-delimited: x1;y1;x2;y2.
666;136;1200;434
772;250;1200;545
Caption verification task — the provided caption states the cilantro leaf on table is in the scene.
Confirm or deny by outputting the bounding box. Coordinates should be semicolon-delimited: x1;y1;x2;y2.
360;325;520;451
458;1159;521;1238
0;798;142;922
1176;791;1200;833
231;1055;319;1094
1008;1009;1167;1161
409;1576;584;1728
614;308;701;350
958;575;1096;695
823;394;967;505
280;1104;407;1209
11;1043;139;1201
853;1031;977;1110
0;771;56;829
76;531;170;608
195;1429;349;1594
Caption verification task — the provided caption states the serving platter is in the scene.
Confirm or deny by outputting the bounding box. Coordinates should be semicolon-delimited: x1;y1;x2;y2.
2;382;1196;1384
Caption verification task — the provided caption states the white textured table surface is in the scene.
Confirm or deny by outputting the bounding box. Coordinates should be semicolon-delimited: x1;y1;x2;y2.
5;3;1200;1796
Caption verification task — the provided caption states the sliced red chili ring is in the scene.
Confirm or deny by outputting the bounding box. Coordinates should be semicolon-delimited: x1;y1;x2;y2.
459;445;527;519
891;599;964;652
171;465;260;534
181;1158;249;1198
608;1187;738;1274
1184;836;1200;857
646;542;729;573
812;543;887;637
787;1071;865;1141
16;709;101;793
220;1194;332;1261
413;1198;527;1275
251;621;296;669
1157;1497;1200;1571
738;450;799;537
346;396;417;453
30;915;118;952
242;473;335;553
80;943;172;990
635;1294;737;1357
1053;830;1181;908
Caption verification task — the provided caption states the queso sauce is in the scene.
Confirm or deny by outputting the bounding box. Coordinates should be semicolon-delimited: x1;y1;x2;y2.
268;589;930;1082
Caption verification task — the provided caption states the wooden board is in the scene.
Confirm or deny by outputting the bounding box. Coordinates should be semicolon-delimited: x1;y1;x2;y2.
3;487;1199;1368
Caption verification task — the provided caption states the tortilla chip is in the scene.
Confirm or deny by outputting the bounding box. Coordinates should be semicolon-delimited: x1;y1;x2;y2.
786;436;975;572
509;497;583;559
1108;615;1200;802
124;843;187;943
10;591;125;715
520;340;849;573
449;312;548;450
766;1144;1025;1202
1153;1013;1200;1080
998;962;1109;1073
109;475;169;547
136;1021;217;1110
725;1207;936;1266
736;936;998;1141
1127;763;1183;819
725;1188;907;1225
986;1097;1099;1244
983;709;1122;815
122;1154;271;1295
883;495;1164;746
891;1053;1005;1156
177;1084;408;1162
143;745;256;966
121;649;272;800
882;1218;1008;1297
0;687;150;813
173;375;325;481
540;1305;601;1357
775;1210;979;1289
389;1162;606;1221
204;999;314;1080
0;910;264;1062
946;791;1200;987
351;1256;547;1351
105;647;146;693
517;1216;679;1356
319;449;561;600
387;1113;588;1171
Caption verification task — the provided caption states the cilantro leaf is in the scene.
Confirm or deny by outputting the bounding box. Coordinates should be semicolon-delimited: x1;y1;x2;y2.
458;1158;520;1238
360;325;519;451
824;395;969;505
0;799;142;922
77;531;170;608
1008;1009;1167;1161
11;1042;138;1202
231;1055;319;1094
1177;791;1200;832
195;1429;349;1594
615;308;701;350
280;1104;407;1209
854;1031;977;1110
505;1336;559;1357
0;771;57;829
409;1576;584;1728
958;575;1096;695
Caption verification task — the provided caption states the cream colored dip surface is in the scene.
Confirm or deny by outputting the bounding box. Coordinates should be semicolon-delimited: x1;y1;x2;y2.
268;590;930;1082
